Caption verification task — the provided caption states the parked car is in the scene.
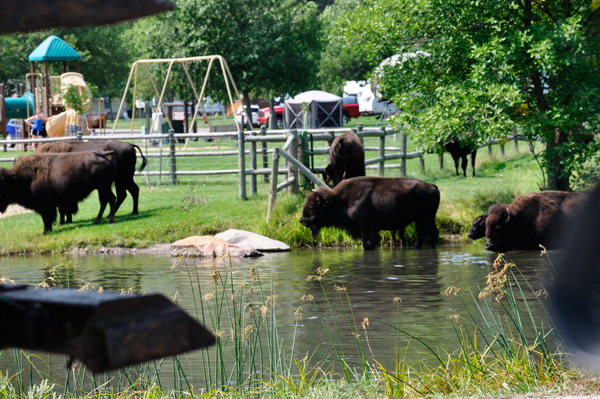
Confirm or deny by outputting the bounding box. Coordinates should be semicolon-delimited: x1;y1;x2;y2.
257;104;284;128
342;97;360;124
259;99;360;128
235;105;260;128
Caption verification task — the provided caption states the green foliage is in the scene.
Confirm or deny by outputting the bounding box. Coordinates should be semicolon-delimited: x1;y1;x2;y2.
131;0;322;103
59;83;91;116
318;0;372;95
339;0;600;190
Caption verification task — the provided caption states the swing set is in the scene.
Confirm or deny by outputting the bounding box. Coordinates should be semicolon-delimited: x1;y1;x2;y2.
111;55;250;149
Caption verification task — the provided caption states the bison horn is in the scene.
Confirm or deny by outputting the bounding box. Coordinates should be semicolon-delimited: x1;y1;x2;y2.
505;207;511;223
313;190;322;200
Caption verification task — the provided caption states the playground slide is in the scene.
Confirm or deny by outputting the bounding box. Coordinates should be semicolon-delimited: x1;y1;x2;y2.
45;111;67;137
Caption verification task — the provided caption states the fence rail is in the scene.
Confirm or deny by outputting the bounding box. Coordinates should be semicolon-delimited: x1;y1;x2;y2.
0;126;541;201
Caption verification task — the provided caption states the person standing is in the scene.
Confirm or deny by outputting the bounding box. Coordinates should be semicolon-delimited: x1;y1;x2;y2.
25;109;51;150
66;108;86;137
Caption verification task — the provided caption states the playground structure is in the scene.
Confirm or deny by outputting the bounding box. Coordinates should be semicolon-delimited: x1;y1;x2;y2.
0;36;95;150
112;55;253;148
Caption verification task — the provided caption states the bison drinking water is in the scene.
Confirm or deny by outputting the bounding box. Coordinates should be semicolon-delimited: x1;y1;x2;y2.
322;131;365;187
37;140;147;216
468;214;488;240
300;176;440;250
485;191;586;252
0;151;117;234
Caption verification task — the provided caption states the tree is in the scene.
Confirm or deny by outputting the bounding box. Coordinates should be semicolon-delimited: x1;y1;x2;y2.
318;0;371;95
132;0;321;128
340;0;600;190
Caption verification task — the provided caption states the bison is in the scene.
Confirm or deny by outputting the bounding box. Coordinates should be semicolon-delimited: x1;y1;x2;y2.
300;177;440;250
443;138;477;177
485;191;586;252
37;140;147;217
468;215;488;240
322;131;365;187
0;151;117;234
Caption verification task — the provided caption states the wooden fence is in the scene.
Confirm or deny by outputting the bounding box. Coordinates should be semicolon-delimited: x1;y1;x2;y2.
0;125;539;203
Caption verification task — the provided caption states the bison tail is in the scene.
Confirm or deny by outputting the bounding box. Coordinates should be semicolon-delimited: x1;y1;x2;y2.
132;144;148;172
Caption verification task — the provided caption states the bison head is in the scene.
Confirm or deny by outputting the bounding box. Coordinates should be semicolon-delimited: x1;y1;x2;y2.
0;169;17;213
299;189;332;237
485;205;514;252
468;214;488;240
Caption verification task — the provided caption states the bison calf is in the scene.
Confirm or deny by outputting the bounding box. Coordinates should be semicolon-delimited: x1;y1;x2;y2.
300;177;440;250
468;215;488;240
0;151;117;234
485;191;585;252
322;131;365;187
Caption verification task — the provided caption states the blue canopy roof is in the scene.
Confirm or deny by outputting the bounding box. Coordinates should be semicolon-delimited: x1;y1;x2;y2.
28;36;81;62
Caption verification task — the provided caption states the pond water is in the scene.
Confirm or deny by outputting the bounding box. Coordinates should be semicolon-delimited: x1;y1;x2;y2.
0;244;556;389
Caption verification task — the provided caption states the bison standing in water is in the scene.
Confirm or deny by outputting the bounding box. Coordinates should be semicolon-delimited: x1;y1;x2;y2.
37;140;147;217
485;191;586;252
300;177;440;250
0;151;117;234
322;131;365;187
468;214;488;240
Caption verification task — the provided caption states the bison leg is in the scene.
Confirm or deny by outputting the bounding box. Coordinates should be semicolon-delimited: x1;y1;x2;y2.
95;187;116;224
41;208;57;234
451;155;460;176
126;179;140;215
460;155;468;177
361;226;378;250
471;150;477;177
391;228;406;248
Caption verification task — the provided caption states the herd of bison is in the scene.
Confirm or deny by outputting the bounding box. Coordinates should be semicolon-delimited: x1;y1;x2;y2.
0;131;585;254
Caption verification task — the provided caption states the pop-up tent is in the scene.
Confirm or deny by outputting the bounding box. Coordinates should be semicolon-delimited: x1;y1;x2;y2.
284;90;342;129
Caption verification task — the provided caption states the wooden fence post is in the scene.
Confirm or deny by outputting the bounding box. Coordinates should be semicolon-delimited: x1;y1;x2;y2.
169;129;176;185
488;144;492;156
401;133;407;177
266;148;280;223
289;130;298;194
357;122;364;145
379;126;385;177
419;155;425;174
500;143;505;156
261;125;268;183
438;154;443;170
238;130;246;200
513;127;519;153
250;131;257;196
0;84;6;152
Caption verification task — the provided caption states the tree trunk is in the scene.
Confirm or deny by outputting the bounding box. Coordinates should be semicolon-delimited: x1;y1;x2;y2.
547;130;570;191
267;89;277;130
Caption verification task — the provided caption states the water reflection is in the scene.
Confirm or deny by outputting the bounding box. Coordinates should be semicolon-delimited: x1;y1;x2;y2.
0;245;555;388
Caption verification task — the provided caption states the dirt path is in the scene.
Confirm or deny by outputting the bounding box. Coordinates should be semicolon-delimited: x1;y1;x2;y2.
0;205;32;219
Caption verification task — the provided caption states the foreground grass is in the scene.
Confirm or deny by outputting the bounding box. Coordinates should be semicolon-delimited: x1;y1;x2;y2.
0;137;543;254
1;254;598;398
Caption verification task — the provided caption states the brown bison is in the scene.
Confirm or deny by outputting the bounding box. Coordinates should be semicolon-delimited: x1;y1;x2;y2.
468;215;488;240
300;177;440;250
443;138;477;177
0;151;117;234
485;191;586;252
322;131;365;187
37;140;147;216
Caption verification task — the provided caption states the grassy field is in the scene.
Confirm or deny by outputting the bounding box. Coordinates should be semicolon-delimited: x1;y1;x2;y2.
0;133;544;254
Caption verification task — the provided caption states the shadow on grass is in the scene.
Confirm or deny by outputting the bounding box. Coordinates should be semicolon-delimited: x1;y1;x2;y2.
50;207;170;234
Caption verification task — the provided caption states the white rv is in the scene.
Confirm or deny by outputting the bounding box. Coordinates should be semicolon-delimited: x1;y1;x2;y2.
358;84;398;116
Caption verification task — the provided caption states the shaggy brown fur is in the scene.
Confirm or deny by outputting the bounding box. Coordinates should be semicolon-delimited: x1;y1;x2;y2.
37;140;147;218
0;151;117;234
485;191;586;252
300;176;440;250
322;131;365;187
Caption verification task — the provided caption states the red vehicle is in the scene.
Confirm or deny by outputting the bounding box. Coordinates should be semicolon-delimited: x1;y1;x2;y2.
258;97;360;128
